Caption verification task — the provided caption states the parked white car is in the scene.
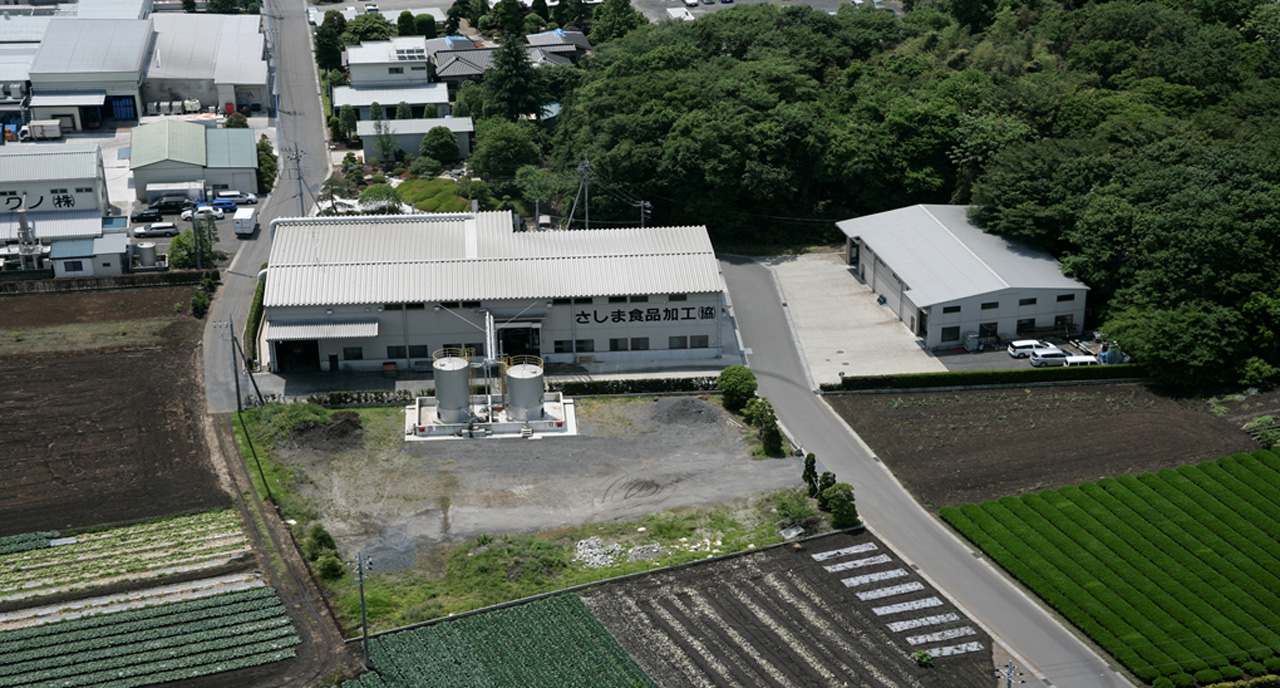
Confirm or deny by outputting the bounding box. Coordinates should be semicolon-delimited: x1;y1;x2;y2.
133;222;180;238
180;205;224;221
216;190;258;205
1030;348;1071;367
1007;339;1053;358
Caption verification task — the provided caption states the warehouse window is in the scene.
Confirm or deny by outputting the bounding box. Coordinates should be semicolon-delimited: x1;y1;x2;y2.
981;301;998;310
630;337;649;351
608;296;627;303
1017;318;1035;333
440;301;460;309
384;303;403;310
942;305;960;314
630;295;648;303
668;336;688;350
76;187;92;193
978;322;997;338
668;294;687;301
405;303;425;310
552;298;572;305
343;347;364;360
443;343;461;350
1055;314;1075;330
408;345;430;358
941;326;960;342
1019;298;1037;307
1057;293;1076;302
690;335;709;348
575;339;595;352
387;345;406;358
63;260;84;272
50;188;67;194
462;301;481;308
411;66;426;71
554;340;571;353
388;67;404;74
609;338;628;352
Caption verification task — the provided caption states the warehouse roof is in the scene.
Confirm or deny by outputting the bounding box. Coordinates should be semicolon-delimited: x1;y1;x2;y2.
77;0;150;20
355;116;472;137
0;45;38;82
264;212;721;307
263;318;380;341
130;119;206;169
0;146;101;184
0;209;104;242
49;232;128;258
29;19;151;75
333;83;449;110
836;205;1087;308
0;16;52;44
204;128;256;168
149;14;267;86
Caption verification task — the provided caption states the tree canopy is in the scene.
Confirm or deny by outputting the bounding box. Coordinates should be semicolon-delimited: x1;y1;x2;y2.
534;0;1280;387
420;126;461;163
481;38;548;120
589;0;647;43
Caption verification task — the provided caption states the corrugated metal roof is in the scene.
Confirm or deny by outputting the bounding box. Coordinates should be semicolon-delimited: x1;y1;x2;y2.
355;116;472;137
77;0;150;20
835;205;1088;307
333;83;448;109
29;18;150;75
0;45;38;82
263;318;380;340
0;209;104;242
204;128;256;169
345;36;428;65
149;14;266;86
49;238;93;258
0;17;53;44
130;119;206;169
46;232;126;258
28;91;106;107
264;212;721;307
0;146;101;184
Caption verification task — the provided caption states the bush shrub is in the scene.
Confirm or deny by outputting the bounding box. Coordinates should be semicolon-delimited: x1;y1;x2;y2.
1197;670;1224;685
1171;673;1196;688
760;418;784;457
822;482;861;528
1242;662;1265;676
316;553;346;581
815;472;836;511
244;263;267;364
717;365;757;412
391;167;407;177
1221;666;1245;680
190;289;210;319
546;377;717;395
1250;676;1280;688
771;488;815;527
1265;658;1280;674
819;363;1147;391
1152;678;1173;688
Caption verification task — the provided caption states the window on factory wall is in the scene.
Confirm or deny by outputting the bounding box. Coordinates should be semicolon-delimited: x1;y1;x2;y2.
343;347;364;360
1017;319;1035;333
405;303;426;310
669;336;688;350
690;335;709;348
462;301;481;308
440;301;460;308
389;67;404;74
941;326;960;342
668;294;687;301
608;296;627;303
1019;298;1037;306
408;345;430;358
64;260;84;272
1055;314;1074;330
387;345;406;358
1057;293;1076;302
981;301;998;310
942;305;960;314
575;339;595;352
609;338;628;351
630;295;648;303
553;298;572;305
630;337;649;350
978;322;997;338
554;340;571;353
384;303;404;310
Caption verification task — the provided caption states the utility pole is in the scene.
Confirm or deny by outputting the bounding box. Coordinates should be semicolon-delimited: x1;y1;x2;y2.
637;200;651;228
354;552;374;667
289;143;306;217
227;315;241;414
996;660;1026;688
577;155;590;230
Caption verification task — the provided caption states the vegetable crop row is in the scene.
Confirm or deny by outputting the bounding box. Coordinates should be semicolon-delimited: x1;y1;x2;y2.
0;532;57;556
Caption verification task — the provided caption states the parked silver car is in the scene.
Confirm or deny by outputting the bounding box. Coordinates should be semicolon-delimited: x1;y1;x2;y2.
1007;339;1053;358
1030;348;1071;367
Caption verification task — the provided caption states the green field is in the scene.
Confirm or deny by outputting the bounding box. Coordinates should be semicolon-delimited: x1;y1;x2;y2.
0;586;298;687
941;450;1280;685
338;595;655;688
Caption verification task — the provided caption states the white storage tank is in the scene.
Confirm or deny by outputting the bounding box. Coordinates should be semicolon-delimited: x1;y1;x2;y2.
433;349;471;423
136;242;157;268
505;357;544;421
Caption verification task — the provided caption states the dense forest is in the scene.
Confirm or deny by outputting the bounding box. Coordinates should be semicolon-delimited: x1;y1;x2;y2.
526;0;1280;389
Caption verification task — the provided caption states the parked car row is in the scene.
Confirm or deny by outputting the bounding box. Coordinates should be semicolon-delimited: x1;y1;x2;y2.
129;191;258;223
1007;339;1100;367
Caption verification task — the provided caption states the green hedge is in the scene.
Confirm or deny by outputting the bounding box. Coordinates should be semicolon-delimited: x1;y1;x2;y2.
304;389;435;407
546;377;718;396
820;363;1146;391
243;263;267;366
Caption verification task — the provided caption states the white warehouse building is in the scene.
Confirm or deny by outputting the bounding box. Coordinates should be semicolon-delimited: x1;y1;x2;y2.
836;205;1088;350
261;212;730;373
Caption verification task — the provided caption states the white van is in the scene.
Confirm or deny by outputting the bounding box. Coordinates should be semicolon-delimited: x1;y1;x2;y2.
1063;355;1100;367
233;207;258;236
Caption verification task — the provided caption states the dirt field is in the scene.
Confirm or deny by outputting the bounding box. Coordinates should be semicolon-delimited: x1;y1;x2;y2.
583;530;993;687
0;288;228;535
287;396;801;572
828;383;1265;509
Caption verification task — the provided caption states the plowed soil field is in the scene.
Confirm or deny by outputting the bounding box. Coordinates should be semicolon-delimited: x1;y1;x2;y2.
827;383;1263;509
0;287;227;535
583;530;993;687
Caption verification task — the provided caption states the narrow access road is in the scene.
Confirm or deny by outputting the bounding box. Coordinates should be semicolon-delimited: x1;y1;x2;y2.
720;255;1132;688
204;0;332;413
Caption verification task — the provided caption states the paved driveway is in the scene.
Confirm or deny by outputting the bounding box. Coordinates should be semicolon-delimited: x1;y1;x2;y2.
762;252;945;387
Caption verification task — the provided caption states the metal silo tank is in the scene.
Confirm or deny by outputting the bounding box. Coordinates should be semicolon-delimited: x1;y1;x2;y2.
505;359;544;421
433;349;471;423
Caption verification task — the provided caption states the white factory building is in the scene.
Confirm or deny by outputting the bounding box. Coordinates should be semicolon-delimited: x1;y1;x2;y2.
260;212;730;373
837;205;1089;350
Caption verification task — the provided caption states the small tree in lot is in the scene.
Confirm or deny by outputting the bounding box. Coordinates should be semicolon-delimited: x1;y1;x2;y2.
803;453;819;497
717;365;757;412
815;471;836;511
822;482;860;528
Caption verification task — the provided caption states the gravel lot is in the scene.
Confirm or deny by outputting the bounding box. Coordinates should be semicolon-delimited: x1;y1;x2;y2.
290;396;801;571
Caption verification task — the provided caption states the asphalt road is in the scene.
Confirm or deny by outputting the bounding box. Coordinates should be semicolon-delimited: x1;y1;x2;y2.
203;0;332;413
719;255;1134;688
